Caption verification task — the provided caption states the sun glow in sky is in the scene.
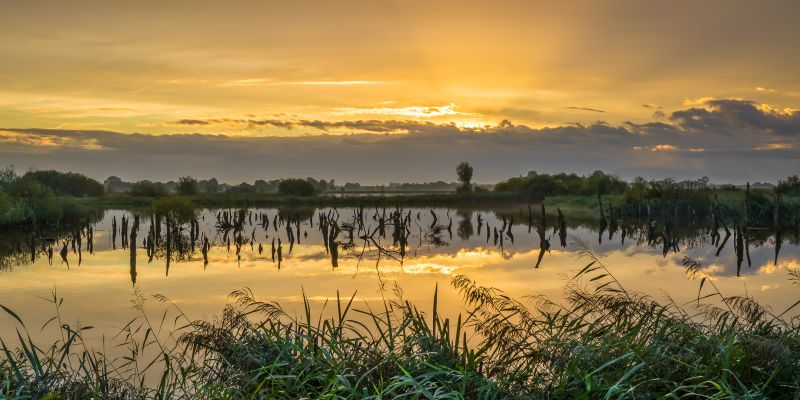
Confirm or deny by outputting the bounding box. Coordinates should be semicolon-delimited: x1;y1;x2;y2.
1;0;797;135
0;1;798;182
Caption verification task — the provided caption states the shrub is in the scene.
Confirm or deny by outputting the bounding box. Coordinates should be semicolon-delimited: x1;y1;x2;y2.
0;188;25;226
130;180;168;197
226;183;255;194
177;176;199;196
494;171;628;200
23;170;103;197
777;175;800;196
6;177;63;222
278;178;318;196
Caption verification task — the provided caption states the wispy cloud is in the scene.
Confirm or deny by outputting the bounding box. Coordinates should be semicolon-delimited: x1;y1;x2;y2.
0;130;104;150
566;106;606;113
682;96;718;107
168;118;441;133
220;78;272;87
299;80;380;86
156;79;210;85
651;144;678;151
218;79;381;87
755;143;793;150
333;103;472;118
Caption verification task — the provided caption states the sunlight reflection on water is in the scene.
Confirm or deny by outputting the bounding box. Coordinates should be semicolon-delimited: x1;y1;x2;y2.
0;207;797;348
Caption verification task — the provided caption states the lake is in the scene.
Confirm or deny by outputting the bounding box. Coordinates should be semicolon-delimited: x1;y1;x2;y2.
1;205;798;350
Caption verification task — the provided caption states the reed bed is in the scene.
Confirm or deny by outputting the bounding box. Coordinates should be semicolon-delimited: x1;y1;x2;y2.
2;245;799;399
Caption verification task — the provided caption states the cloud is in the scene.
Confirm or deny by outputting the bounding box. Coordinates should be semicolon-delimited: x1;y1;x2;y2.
219;79;381;87
299;81;379;86
168;118;444;132
755;143;793;151
650;144;678;151
566;106;607;113
1;98;798;184
669;98;800;136
220;78;271;87
332;103;472;118
173;119;212;126
477;107;540;121
0;130;104;150
682;97;717;107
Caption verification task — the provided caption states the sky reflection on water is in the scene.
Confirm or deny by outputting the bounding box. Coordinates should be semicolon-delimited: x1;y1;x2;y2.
0;207;797;347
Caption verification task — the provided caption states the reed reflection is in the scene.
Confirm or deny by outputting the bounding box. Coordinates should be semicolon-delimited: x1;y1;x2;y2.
0;204;797;282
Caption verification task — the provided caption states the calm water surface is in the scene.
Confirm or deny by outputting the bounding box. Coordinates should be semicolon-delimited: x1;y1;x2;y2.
0;206;798;348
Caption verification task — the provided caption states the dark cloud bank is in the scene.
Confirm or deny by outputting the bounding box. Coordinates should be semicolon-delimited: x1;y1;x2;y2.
1;99;797;184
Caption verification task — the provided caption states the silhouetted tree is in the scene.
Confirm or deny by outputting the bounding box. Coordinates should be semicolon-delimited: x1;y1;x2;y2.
227;182;255;193
0;165;18;189
199;178;220;193
177;176;199;195
23;170;103;197
130;180;168;197
495;170;627;200
777;175;800;196
278;179;318;196
6;176;61;221
456;161;474;193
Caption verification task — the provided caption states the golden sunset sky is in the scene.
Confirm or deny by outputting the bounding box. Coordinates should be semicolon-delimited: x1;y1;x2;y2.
1;1;798;183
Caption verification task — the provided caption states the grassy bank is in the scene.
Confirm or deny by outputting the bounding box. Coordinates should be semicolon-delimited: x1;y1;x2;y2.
92;191;529;209
70;190;800;218
1;191;527;230
1;247;798;399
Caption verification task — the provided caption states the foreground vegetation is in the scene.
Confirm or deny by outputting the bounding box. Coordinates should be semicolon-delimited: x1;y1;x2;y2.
1;246;798;399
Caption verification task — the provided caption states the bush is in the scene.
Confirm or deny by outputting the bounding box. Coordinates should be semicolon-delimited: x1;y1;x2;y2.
130;180;168;197
226;183;255;194
494;174;560;201
6;177;63;222
0;188;25;226
177;176;199;196
278;179;318;196
777;175;800;196
0;165;18;190
494;171;628;201
23;170;103;197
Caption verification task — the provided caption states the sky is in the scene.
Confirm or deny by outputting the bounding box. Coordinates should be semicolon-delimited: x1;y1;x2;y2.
0;0;798;184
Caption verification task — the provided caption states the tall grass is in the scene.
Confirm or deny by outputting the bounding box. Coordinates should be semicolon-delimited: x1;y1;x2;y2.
2;245;799;399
